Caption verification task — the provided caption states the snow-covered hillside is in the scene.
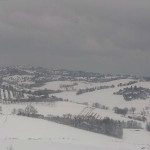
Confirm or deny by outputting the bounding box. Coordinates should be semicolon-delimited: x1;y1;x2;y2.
0;115;150;150
52;80;150;112
0;66;150;150
1;101;143;123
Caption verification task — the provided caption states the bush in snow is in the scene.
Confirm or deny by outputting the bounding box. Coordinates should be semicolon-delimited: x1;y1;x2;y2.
17;108;25;115
146;122;150;132
92;102;101;108
12;108;17;115
113;107;128;116
92;103;108;110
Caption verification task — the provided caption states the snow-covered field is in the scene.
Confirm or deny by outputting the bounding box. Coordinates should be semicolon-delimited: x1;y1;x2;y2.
33;81;94;91
1;101;137;124
0;115;150;150
33;79;150;113
51;80;150;112
33;79;136;91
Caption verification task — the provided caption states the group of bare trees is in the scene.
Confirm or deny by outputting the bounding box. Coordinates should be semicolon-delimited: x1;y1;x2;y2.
60;83;78;91
0;85;24;102
12;105;38;116
113;107;136;116
114;86;150;101
122;120;142;129
76;85;115;95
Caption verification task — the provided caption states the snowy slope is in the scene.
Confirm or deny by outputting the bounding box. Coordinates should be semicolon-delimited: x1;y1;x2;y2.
1;101;142;124
0;115;150;150
1;71;150;150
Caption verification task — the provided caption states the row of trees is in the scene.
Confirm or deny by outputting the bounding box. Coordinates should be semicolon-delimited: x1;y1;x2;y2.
117;81;137;87
76;85;115;95
122;120;142;129
0;85;24;101
60;83;78;91
44;115;123;138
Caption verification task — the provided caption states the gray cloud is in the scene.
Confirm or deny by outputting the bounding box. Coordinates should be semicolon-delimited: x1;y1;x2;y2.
0;0;150;75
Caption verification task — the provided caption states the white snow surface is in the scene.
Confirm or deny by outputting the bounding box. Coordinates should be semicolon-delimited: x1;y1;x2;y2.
0;115;149;150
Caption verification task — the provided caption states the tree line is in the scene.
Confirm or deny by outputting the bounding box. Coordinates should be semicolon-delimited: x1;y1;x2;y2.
15;105;123;138
114;86;150;101
76;85;115;95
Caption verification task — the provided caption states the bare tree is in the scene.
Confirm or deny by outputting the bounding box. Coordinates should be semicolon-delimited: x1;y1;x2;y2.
12;108;17;115
7;145;14;150
0;106;2;113
25;104;38;115
130;107;136;114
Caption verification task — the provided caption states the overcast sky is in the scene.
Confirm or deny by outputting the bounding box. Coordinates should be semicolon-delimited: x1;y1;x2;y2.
0;0;150;75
